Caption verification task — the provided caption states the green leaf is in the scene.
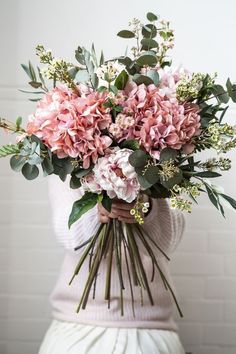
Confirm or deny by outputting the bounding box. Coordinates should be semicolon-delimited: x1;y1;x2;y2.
220;193;236;209
91;73;99;89
194;171;222;178
42;157;54;175
21;163;39;180
109;85;118;94
160;147;178;162
0;144;20;158
144;165;160;185
136;54;157;67
99;50;105;66
205;184;219;210
120;139;140;150
146;70;159;86
117;30;135;38
114;69;129;90
10;155;26;172
229;84;236;103
142;24;157;39
70;175;82;189
28;61;37;82
21;63;31;79
74;168;92;178
133;74;154;86
117;56;133;67
68;192;98;228
141;38;159;50
91;43;98;67
129;150;148;168
101;193;112;212
160;169;183;189
212;84;229;104
146;12;158;22
137;174;153;189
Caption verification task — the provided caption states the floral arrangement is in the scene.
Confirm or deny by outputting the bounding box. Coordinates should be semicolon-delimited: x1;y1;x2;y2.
1;11;236;317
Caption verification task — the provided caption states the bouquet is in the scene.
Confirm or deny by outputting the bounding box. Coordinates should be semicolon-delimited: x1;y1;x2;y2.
1;11;236;317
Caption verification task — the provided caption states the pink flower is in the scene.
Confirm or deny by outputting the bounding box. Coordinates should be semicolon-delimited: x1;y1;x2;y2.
82;148;140;202
110;83;201;158
26;84;113;169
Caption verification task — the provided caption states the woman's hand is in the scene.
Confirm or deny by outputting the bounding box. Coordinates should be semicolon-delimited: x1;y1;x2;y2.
98;195;150;224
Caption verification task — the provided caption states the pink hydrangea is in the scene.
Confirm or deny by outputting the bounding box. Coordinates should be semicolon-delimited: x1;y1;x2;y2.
81;148;140;202
26;84;112;169
109;83;201;158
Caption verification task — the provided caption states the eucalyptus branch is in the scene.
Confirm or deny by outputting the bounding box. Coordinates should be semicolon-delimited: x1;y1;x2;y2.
0;118;25;133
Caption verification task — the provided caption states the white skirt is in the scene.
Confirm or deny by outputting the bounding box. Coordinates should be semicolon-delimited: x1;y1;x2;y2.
38;319;185;354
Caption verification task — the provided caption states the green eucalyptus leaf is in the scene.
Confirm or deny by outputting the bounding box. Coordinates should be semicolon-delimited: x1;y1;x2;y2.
99;50;105;66
160;147;178;162
0;144;20;158
68;192;98;228
142;24;157;39
118;56;133;67
74;168;91;178
21;163;39;180
146;70;159;86
136;54;157;67
146;12;158;22
138;174;153;189
42;157;54;175
144;165;160;185
129;149;148;168
10;155;26;172
117;30;135;38
160;169;183;189
141;38;159;50
114;69;129;90
70;175;82;189
133;74;154;86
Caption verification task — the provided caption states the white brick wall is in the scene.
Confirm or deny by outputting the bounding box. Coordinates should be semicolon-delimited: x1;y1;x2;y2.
1;1;236;353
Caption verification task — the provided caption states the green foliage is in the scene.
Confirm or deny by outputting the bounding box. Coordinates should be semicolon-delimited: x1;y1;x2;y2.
133;74;154;86
0;144;20;158
68;192;99;228
144;165;160;185
21;163;39;180
160;147;177;162
146;12;158;22
117;30;135;38
136;54;157;67
114;70;129;90
146;70;159;86
142;24;157;39
101;193;112;212
160;170;183;189
120;139;140;150
129;150;148;168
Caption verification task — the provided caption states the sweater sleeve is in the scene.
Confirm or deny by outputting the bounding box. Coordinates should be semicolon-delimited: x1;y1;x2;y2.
140;197;185;255
48;175;100;253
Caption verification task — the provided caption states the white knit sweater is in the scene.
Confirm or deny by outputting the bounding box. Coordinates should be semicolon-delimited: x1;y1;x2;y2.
48;175;185;330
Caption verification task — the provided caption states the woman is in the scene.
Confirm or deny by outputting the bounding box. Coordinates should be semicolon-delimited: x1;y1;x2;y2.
39;175;186;354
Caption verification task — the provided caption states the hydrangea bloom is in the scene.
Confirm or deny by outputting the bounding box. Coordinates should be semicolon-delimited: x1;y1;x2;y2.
26;85;112;168
81;148;140;202
109;83;201;158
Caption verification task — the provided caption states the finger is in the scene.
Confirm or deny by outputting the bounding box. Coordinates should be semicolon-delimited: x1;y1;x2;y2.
99;215;110;223
112;201;135;211
111;209;135;219
97;203;110;217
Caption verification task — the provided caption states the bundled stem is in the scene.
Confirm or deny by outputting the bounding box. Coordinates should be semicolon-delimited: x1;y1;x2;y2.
70;219;182;317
